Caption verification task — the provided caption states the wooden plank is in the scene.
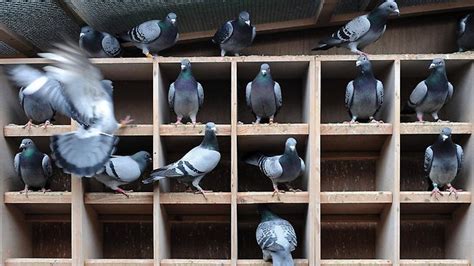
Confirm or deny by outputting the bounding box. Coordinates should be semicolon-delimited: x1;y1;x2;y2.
230;60;239;265
159;192;231;204
399;259;470;266
321;192;392;203
321;259;391;265
237;192;309;204
236;259;308;265
4;258;72;266
85;259;153;265
159;124;231;136
311;59;321;265
400;122;472;135
115;124;153;136
320;123;393;135
314;0;339;25
3;125;71;137
237;123;309;136
4;192;71;204
84;192;153;204
400;192;471;203
321;152;379;160
161;259;231;266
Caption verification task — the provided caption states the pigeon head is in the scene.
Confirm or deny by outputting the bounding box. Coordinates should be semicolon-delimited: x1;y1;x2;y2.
356;55;372;72
80;26;98;39
429;58;445;70
285;138;298;153
260;63;270;76
180;59;192;71
379;1;400;16
258;204;280;221
201;122;219;151
19;138;36;151
239;11;251;26
440;127;452;142
131;151;152;171
167;13;177;25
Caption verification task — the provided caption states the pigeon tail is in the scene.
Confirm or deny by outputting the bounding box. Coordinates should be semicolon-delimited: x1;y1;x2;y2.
142;174;167;184
271;250;294;266
312;43;333;51
243;153;265;166
312;37;342;51
50;130;118;177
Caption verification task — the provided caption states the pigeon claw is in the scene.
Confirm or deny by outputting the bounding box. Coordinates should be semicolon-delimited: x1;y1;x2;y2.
119;115;134;128
430;187;444;200
19;185;30;198
22;120;35;130
195;189;212;200
42;120;52;129
115;188;130;198
446;184;462;200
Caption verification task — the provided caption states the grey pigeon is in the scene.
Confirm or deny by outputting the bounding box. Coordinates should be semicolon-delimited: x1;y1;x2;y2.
212;11;256;56
256;205;297;266
8;65;73;129
457;13;474;52
39;43;124;177
142;122;220;199
94;151;151;197
14;138;52;197
79;26;122;58
312;0;399;55
168;59;204;125
424;128;464;199
119;13;178;57
345;55;384;123
244;138;305;198
246;64;282;124
407;58;453;122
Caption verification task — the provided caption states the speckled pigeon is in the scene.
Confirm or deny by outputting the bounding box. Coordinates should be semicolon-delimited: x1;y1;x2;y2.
246;64;282;124
142;122;220;199
212;11;256;56
406;58;453;122
424;128;464;199
345;55;384;123
244;138;305;198
14;138;52;197
39;43;127;177
8;65;73;129
312;0;399;55
168;59;204;125
457;13;474;52
94;151;151;197
256;205;297;266
119;13;178;57
79;26;122;58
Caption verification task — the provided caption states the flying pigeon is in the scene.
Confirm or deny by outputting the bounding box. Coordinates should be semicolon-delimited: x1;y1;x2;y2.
457;13;474;52
244;138;305;198
79;25;122;58
424;128;464;199
14;138;52;197
119;13;178;58
212;11;256;56
256;205;297;266
94;151;151;197
142;122;220;199
168;59;204;125
406;58;453;122
8;65;73;129
246;64;282;124
312;0;399;55
38;43;129;177
345;55;384;123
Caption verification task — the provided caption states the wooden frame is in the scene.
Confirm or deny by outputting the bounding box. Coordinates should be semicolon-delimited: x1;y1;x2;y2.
0;54;472;265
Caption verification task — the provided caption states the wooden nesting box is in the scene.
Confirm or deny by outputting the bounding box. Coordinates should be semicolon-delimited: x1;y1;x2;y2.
0;53;472;266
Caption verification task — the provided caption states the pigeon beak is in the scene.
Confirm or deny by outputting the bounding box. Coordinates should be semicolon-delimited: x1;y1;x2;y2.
245;20;251;26
19;144;25;150
211;126;217;133
261;69;267;76
429;63;436;69
442;134;448;141
356;60;362;67
181;65;186;70
394;9;400;16
171;18;176;24
290;145;296;151
79;33;85;38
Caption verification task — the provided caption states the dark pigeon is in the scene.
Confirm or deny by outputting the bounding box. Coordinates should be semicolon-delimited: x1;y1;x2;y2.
246;63;282;124
14;138;52;197
120;13;178;57
256;205;297;266
424;128;464;199
312;0;399;55
407;58;453;122
213;11;256;56
345;55;384;123
79;26;122;58
168;59;204;125
457;13;474;52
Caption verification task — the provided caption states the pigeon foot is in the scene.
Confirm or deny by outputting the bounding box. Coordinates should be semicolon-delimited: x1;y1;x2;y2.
115;188;131;198
119;115;134;128
145;52;153;59
430;187;444;200
41;120;52;129
446;184;462;199
41;188;51;193
195;189;213;200
22;120;35;130
436;119;450;123
272;188;285;200
19;185;31;198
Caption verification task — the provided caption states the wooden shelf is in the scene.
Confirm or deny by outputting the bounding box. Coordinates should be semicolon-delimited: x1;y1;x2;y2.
400;192;471;214
3;124;71;137
399;259;470;266
321;192;392;214
160;192;231;204
161;259;231;266
4;192;71;214
85;259;153;266
321;260;391;265
321;123;393;135
237;123;309;136
236;259;308;265
84;192;153;215
400;122;472;135
116;124;153;136
160;124;231;136
237;191;309;204
4;258;72;266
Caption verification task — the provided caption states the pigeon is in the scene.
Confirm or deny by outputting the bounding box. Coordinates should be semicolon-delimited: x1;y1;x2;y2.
168;59;204;125
424;128;464;199
38;43;126;177
246;64;282;124
345;55;384;123
8;65;73;129
94;151;151;197
312;0;399;55
142;122;220;199
244;138;305;198
79;26;122;58
406;58;453;122
457;13;474;52
212;11;256;56
14;138;53;197
119;13;178;58
256;205;297;266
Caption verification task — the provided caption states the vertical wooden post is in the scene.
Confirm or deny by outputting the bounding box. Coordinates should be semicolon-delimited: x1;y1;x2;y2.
312;59;321;266
230;60;238;266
